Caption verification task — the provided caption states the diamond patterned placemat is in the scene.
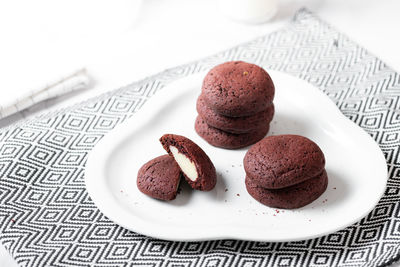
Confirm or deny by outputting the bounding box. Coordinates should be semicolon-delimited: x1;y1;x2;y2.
1;8;399;267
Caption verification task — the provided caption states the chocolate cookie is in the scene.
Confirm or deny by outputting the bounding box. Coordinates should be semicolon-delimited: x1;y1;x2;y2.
137;155;181;201
160;134;216;191
245;170;328;209
196;95;274;134
201;61;275;117
244;135;326;189
195;116;269;149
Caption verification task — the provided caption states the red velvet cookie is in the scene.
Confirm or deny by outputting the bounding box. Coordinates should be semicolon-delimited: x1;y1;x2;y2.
160;134;216;191
195;116;269;149
137;155;181;201
196;95;274;134
244;135;326;189
201;61;275;117
245;170;328;209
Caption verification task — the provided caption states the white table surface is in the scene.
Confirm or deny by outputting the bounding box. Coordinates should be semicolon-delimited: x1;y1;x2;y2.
1;0;400;265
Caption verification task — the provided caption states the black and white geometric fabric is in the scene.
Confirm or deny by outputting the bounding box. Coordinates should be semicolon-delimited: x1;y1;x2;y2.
1;8;400;266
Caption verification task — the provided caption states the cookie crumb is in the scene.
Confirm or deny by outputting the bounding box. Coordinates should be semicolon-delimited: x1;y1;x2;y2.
236;193;240;197
333;187;337;190
225;188;228;192
243;71;249;75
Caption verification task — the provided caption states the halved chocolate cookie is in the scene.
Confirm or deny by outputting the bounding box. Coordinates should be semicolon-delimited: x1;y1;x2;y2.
160;134;216;191
137;155;181;201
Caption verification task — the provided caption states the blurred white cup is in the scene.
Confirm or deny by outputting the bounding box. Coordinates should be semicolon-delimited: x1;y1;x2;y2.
218;0;278;24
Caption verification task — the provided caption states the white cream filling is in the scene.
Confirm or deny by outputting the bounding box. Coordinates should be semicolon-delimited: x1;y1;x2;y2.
169;146;198;181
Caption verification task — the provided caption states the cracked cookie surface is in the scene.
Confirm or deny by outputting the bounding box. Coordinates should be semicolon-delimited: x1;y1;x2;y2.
201;61;275;117
244;135;326;189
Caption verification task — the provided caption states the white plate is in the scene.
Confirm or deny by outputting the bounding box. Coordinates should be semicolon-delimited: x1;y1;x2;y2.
85;71;387;242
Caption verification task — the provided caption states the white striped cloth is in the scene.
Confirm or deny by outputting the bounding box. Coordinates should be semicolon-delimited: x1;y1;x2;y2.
0;68;90;119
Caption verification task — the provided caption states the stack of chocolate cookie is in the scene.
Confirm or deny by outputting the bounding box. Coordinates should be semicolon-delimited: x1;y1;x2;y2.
243;135;328;209
195;61;275;149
